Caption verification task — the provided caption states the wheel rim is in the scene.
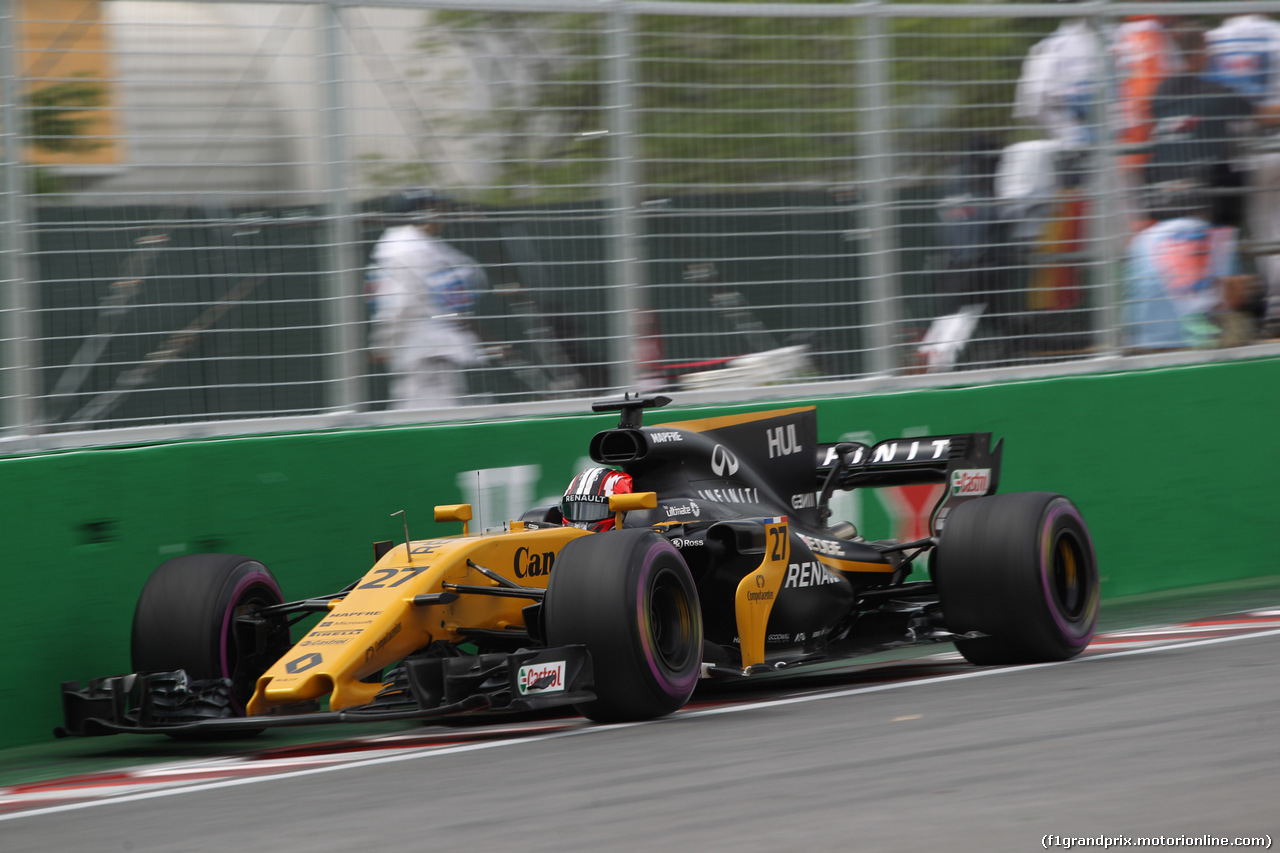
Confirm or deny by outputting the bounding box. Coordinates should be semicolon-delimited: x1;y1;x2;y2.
648;568;697;673
1048;528;1089;621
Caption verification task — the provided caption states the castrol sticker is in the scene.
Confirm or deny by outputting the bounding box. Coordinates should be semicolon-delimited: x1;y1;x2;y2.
517;661;566;695
950;468;992;497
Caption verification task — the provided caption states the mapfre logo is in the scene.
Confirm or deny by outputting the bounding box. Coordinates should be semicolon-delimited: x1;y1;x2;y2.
710;444;739;477
517;661;566;695
950;468;992;497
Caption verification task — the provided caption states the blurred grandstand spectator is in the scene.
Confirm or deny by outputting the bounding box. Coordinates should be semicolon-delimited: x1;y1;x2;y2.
1014;8;1104;152
1113;9;1183;231
1205;13;1280;333
366;189;487;410
1124;179;1260;350
1146;23;1255;229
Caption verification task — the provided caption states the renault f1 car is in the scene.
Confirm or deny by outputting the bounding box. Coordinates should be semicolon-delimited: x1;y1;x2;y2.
57;395;1098;737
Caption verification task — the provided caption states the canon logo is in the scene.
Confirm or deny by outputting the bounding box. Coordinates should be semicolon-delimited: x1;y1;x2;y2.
514;547;555;578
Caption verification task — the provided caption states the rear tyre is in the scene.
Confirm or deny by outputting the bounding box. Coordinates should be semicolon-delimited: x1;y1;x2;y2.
132;553;291;714
545;529;702;722
935;492;1098;665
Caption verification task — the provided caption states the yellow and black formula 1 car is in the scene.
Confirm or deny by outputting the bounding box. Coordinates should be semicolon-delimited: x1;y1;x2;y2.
57;395;1098;737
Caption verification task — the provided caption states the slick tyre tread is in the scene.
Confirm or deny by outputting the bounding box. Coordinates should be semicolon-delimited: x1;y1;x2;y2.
936;492;1098;665
545;529;702;723
132;553;288;713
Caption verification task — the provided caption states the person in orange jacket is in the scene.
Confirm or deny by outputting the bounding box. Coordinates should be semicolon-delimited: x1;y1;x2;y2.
1112;12;1183;230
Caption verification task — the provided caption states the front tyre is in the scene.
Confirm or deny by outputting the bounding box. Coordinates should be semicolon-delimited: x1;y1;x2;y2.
131;553;291;714
935;492;1098;665
545;529;702;722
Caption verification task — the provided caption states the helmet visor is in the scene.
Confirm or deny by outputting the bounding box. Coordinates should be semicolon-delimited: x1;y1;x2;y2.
561;495;614;524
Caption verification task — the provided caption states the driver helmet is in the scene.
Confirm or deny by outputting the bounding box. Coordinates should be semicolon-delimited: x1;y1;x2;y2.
561;467;633;532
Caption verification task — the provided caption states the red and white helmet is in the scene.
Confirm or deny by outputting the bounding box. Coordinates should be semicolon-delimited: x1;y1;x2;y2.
561;467;634;532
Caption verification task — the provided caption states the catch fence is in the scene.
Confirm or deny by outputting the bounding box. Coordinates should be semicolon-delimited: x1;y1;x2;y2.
2;0;1279;451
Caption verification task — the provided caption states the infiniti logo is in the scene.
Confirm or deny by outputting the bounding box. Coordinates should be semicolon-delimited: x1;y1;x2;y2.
710;444;739;477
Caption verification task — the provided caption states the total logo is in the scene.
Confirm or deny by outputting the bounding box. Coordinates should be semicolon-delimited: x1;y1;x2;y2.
710;444;739;477
517;660;566;695
950;468;992;497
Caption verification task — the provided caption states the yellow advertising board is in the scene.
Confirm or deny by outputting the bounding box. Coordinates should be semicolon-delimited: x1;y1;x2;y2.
17;0;122;167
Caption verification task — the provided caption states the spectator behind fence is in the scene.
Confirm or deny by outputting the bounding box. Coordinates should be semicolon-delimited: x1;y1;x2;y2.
1112;9;1183;230
366;189;487;410
1011;10;1100;313
1205;12;1280;333
1013;8;1103;152
935;134;1011;312
1124;179;1260;351
1146;23;1255;229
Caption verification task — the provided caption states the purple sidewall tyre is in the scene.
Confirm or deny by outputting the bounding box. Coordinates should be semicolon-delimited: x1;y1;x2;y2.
132;554;288;715
546;529;703;722
935;492;1099;665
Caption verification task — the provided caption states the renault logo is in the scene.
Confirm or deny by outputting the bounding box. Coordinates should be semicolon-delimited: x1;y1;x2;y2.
284;652;323;674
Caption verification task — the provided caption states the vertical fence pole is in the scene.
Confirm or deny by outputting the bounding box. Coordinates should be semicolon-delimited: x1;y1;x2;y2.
606;1;639;393
321;2;363;412
858;2;900;376
1091;3;1125;356
0;0;37;434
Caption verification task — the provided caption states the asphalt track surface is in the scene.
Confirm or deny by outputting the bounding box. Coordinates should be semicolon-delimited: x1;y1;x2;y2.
3;584;1279;852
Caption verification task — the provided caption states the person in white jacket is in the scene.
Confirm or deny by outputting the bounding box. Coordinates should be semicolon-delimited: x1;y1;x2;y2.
1013;15;1104;151
366;189;487;409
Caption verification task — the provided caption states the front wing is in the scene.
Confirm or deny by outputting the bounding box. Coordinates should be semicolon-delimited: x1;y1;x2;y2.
56;645;593;738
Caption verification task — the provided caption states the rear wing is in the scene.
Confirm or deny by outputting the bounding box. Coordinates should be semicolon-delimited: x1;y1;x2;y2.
815;433;1002;536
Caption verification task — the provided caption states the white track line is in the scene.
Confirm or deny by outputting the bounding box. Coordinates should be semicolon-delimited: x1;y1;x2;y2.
4;626;1280;823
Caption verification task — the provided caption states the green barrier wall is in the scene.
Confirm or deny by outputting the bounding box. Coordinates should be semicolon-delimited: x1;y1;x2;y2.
3;356;1277;750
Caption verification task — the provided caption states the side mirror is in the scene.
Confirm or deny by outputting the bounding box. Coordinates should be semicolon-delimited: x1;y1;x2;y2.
609;491;657;528
434;503;473;536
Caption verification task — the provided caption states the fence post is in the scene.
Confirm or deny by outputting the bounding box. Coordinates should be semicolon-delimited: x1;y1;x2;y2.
858;1;900;376
1091;3;1126;356
605;0;640;393
321;2;364;412
0;0;38;434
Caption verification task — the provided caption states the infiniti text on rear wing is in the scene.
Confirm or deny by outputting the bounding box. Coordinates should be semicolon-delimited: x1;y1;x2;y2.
816;433;1002;535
